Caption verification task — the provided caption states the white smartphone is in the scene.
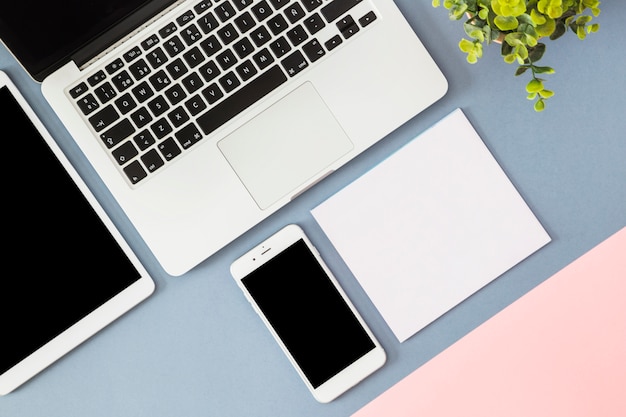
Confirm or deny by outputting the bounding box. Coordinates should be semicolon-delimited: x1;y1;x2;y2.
230;224;386;403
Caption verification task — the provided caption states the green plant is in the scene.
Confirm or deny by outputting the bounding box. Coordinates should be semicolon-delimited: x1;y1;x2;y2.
432;0;601;111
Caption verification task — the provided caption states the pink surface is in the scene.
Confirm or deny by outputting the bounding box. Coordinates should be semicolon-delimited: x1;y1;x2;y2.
353;227;626;417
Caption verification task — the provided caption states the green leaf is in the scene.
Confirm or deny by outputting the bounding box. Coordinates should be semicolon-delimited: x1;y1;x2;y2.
528;43;546;62
539;89;555;98
501;41;513;56
526;78;544;93
550;21;567;40
533;65;555;74
515;65;530;76
494;15;519;31
517;14;534;26
534;99;546;112
459;38;475;53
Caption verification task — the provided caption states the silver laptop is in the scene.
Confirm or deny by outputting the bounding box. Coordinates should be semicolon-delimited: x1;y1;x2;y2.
0;0;447;276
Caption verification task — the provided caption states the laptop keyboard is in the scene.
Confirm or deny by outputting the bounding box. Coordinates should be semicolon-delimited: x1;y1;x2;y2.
68;0;377;185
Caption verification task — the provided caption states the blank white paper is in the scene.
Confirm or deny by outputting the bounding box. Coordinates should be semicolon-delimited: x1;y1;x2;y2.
311;108;551;342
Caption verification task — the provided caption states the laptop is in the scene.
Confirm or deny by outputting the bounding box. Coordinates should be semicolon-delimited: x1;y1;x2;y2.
0;0;447;276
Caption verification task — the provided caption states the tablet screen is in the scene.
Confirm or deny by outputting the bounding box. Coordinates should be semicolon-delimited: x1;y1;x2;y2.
0;85;144;377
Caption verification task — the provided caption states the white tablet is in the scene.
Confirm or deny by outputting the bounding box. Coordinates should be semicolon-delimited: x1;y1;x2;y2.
0;70;155;395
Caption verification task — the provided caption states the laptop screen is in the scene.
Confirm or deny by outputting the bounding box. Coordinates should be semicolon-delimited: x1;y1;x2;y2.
0;0;177;81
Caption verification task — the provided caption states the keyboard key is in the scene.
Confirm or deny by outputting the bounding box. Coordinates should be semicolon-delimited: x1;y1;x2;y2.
324;34;343;50
175;123;203;149
87;70;107;86
94;82;117;103
268;14;289;35
251;0;273;22
236;60;258;81
177;10;196;27
146;47;168;68
181;24;203;45
302;38;325;62
234;11;256;33
304;13;325;35
148;95;170;116
359;11;377;27
114;93;137;114
164;36;186;57
111;70;134;91
76;93;99;115
286;24;308;46
129;59;151;80
269;36;291;58
167;106;191;128
194;0;213;14
250;26;272;47
100;118;135;148
337;15;359;39
141;149;165;173
159;22;178;38
285;3;306;24
282;50;309;76
183;46;206;68
158;137;182;161
130;107;153;127
182;73;204;93
69;82;89;99
232;0;253;10
233;38;255;58
141;34;160;50
89;105;119;131
123;160;147;184
149;70;172;91
123;46;142;62
321;0;362;22
105;58;125;74
217;23;239;45
133;129;156;151
200;34;223;57
151;118;173;139
269;0;290;10
215;1;237;22
302;0;323;12
197;65;287;135
166;58;189;80
198;61;221;82
216;49;238;70
165;84;188;104
253;48;275;70
197;12;220;33
112;140;139;165
185;94;208;116
202;83;224;104
219;71;241;93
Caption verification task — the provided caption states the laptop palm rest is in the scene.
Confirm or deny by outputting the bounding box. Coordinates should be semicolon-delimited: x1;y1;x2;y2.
218;82;354;209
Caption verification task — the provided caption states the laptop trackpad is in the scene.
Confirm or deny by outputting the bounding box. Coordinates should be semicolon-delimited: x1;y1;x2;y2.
218;82;353;209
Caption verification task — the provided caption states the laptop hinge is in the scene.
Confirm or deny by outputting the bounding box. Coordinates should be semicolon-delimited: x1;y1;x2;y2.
73;0;185;71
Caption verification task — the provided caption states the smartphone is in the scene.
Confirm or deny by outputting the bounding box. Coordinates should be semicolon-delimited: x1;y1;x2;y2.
230;224;386;402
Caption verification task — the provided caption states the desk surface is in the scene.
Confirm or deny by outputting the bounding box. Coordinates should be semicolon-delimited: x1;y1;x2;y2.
1;2;624;416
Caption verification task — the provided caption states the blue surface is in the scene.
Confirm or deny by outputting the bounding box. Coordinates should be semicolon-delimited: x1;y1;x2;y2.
1;1;624;416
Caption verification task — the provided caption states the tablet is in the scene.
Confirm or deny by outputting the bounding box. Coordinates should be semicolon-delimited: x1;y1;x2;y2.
0;70;155;395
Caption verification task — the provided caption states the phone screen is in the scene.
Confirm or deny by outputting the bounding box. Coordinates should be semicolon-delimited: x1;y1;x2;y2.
241;239;375;388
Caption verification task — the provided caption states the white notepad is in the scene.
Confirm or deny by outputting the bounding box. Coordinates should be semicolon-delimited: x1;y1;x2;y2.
311;109;551;342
